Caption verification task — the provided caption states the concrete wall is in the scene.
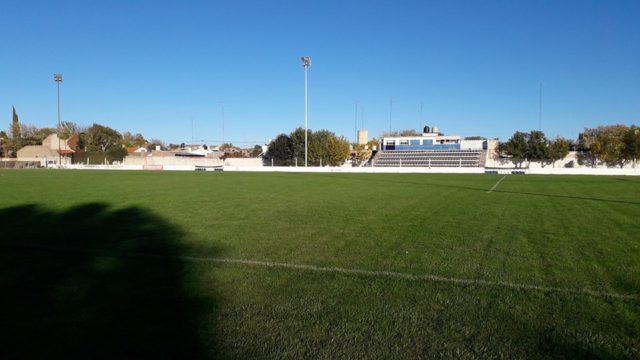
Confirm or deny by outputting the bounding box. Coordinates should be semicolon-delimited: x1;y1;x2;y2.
121;156;261;167
484;149;640;170
60;160;640;176
9;155;71;167
67;164;144;170
230;165;640;175
68;164;202;171
223;158;263;167
0;160;41;168
122;156;223;167
223;166;486;174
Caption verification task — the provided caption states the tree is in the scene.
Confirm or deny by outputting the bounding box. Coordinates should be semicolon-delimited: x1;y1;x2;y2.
0;131;8;158
623;125;640;168
325;134;350;166
11;106;21;140
500;130;551;167
289;127;307;165
576;128;599;168
399;129;421;137
380;129;421;137
19;125;56;146
264;128;349;166
547;137;571;167
121;131;147;148
352;143;371;164
306;129;350;166
249;145;263;157
367;138;379;150
147;139;166;151
592;125;628;168
58;121;81;140
464;136;487;140
19;124;40;139
6;106;23;157
220;143;235;151
85;124;127;164
501;131;528;168
527;130;549;166
264;134;292;166
308;130;332;166
34;127;56;143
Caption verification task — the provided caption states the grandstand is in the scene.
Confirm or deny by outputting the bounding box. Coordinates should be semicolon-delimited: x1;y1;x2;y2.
372;126;486;167
373;149;484;167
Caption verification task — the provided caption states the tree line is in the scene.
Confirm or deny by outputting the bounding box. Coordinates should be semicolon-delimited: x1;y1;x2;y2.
1;108;165;164
264;128;350;166
500;124;640;168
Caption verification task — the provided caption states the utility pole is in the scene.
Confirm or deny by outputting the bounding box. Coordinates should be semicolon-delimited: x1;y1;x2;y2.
538;81;543;131
301;56;311;167
354;101;358;144
54;74;63;167
220;103;225;144
389;96;393;133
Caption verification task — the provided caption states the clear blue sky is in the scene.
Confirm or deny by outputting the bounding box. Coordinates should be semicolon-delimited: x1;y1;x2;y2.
2;0;639;146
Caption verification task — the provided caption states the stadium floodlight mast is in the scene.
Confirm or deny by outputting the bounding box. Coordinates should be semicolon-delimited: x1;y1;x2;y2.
301;56;311;167
54;73;63;167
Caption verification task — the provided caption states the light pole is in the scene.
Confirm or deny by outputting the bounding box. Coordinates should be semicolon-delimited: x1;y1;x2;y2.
538;81;543;131
301;56;311;167
220;102;225;145
54;73;63;167
354;101;358;145
389;96;393;133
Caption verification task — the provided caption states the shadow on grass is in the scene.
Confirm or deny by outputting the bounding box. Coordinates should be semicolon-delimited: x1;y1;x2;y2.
0;203;218;359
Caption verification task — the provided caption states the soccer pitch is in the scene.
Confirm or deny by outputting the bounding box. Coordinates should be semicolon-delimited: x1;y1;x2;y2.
1;170;639;358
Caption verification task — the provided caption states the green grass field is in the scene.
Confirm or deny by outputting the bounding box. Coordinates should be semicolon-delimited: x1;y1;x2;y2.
1;170;639;359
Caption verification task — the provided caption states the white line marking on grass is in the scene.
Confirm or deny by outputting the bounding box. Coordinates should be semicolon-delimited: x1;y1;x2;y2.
182;257;637;300
4;242;637;301
487;175;507;193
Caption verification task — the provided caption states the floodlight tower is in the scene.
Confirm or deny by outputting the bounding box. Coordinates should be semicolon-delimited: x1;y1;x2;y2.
301;56;311;167
538;81;543;131
54;73;63;167
220;102;225;145
354;101;358;144
389;96;393;133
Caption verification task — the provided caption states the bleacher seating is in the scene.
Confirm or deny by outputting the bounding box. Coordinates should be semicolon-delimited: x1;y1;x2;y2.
373;150;484;167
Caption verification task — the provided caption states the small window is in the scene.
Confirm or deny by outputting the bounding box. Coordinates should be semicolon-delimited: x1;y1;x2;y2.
399;140;409;145
386;140;396;145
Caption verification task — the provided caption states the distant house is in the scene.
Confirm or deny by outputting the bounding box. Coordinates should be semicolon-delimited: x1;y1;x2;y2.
127;146;148;155
223;145;242;154
174;145;221;158
17;133;75;166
